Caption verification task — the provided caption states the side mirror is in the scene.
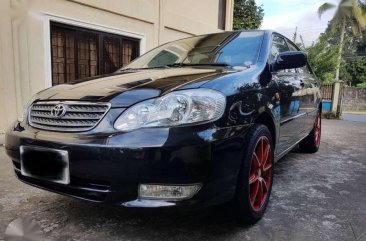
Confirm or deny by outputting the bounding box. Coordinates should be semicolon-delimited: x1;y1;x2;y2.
271;51;307;72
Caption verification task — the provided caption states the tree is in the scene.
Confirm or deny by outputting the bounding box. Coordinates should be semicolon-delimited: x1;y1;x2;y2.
341;57;366;86
318;0;366;81
340;26;366;86
306;32;339;83
233;0;264;30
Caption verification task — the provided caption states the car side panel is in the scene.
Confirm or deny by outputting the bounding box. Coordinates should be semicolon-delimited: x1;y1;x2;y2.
273;71;303;154
301;66;321;134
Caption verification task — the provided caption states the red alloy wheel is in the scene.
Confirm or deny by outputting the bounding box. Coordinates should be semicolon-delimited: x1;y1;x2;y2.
314;114;321;147
249;136;272;212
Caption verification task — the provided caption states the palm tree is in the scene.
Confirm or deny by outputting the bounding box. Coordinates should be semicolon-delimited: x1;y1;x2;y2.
318;0;366;81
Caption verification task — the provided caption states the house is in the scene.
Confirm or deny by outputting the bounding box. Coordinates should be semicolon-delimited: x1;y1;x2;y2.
0;0;234;141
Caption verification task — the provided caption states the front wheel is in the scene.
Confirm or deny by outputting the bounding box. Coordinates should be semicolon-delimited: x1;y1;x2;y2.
299;112;321;153
234;124;274;224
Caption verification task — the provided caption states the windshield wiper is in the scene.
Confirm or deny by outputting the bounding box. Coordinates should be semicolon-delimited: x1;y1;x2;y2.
118;68;140;72
118;63;231;72
118;66;168;72
165;63;231;68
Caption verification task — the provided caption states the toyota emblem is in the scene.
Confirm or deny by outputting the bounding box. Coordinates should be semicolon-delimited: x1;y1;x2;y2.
51;104;67;119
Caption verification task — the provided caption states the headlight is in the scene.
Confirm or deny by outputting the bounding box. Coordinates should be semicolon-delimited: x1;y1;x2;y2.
114;89;226;131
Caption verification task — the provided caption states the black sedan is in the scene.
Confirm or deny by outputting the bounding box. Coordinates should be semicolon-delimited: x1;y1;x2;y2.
5;30;321;224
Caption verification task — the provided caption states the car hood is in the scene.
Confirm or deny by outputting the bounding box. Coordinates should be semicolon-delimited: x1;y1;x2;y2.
36;67;238;107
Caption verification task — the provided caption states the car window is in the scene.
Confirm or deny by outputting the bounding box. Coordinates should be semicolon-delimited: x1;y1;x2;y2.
147;50;180;67
287;41;299;52
285;41;310;75
271;35;295;73
285;40;314;75
270;35;289;61
123;31;264;69
216;32;263;66
298;65;311;75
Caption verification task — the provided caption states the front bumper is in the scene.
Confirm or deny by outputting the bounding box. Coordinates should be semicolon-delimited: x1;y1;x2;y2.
5;121;250;209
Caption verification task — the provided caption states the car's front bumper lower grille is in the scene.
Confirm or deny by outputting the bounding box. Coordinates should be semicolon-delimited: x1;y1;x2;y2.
28;101;111;132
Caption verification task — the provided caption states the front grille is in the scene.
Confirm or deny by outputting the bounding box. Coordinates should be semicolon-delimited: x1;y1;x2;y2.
28;101;111;132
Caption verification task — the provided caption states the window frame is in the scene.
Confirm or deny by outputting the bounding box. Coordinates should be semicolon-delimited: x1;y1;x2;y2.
269;33;315;75
285;38;300;52
284;37;315;75
50;22;140;85
43;15;146;88
218;0;227;30
269;33;290;63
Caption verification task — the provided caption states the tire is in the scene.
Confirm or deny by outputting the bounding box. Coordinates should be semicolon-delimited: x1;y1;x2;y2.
234;124;274;224
299;112;321;153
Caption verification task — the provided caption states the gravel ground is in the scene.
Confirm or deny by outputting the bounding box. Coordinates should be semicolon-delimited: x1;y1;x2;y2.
1;119;366;241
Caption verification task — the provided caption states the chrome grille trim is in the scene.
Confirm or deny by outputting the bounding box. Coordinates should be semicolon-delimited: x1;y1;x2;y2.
30;111;102;120
28;101;111;132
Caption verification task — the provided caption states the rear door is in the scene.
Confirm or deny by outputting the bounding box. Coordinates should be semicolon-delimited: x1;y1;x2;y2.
297;64;319;135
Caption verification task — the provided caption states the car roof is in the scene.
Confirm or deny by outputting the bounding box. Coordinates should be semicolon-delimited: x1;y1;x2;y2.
190;29;286;40
159;30;299;52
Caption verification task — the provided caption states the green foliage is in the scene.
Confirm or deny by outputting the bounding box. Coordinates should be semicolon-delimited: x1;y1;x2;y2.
322;111;338;119
361;0;366;12
357;82;366;87
306;33;339;83
317;0;366;81
340;57;366;86
319;0;366;36
340;17;366;86
309;1;366;84
233;0;264;30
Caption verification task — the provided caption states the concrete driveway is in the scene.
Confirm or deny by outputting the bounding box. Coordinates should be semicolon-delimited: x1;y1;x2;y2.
1;119;366;241
342;113;366;123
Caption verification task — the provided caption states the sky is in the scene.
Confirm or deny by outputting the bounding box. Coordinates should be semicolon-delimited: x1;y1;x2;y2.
257;0;339;46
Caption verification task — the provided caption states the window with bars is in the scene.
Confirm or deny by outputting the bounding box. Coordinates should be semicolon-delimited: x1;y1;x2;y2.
218;0;227;30
50;22;140;85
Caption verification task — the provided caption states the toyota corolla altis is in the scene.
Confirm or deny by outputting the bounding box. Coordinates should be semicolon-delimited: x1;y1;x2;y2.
5;30;321;223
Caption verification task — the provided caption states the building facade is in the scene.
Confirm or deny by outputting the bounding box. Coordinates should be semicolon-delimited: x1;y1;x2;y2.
0;0;234;140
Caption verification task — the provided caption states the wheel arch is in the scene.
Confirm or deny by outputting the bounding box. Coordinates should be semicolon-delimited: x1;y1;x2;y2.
254;111;277;149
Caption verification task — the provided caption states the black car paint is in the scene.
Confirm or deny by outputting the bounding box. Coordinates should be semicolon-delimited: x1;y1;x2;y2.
5;30;321;209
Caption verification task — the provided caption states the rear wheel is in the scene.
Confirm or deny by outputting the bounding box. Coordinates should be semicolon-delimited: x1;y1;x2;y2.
299;112;321;153
234;124;274;224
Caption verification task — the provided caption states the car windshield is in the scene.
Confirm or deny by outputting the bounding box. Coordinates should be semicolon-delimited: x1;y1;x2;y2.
120;31;264;70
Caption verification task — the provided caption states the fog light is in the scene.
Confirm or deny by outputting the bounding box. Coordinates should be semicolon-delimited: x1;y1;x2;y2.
139;184;201;200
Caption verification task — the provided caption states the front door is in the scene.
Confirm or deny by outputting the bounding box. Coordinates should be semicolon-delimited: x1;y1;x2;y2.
286;40;319;138
270;35;305;155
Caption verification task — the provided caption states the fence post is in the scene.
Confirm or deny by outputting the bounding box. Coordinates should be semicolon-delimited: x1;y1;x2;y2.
331;81;344;118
